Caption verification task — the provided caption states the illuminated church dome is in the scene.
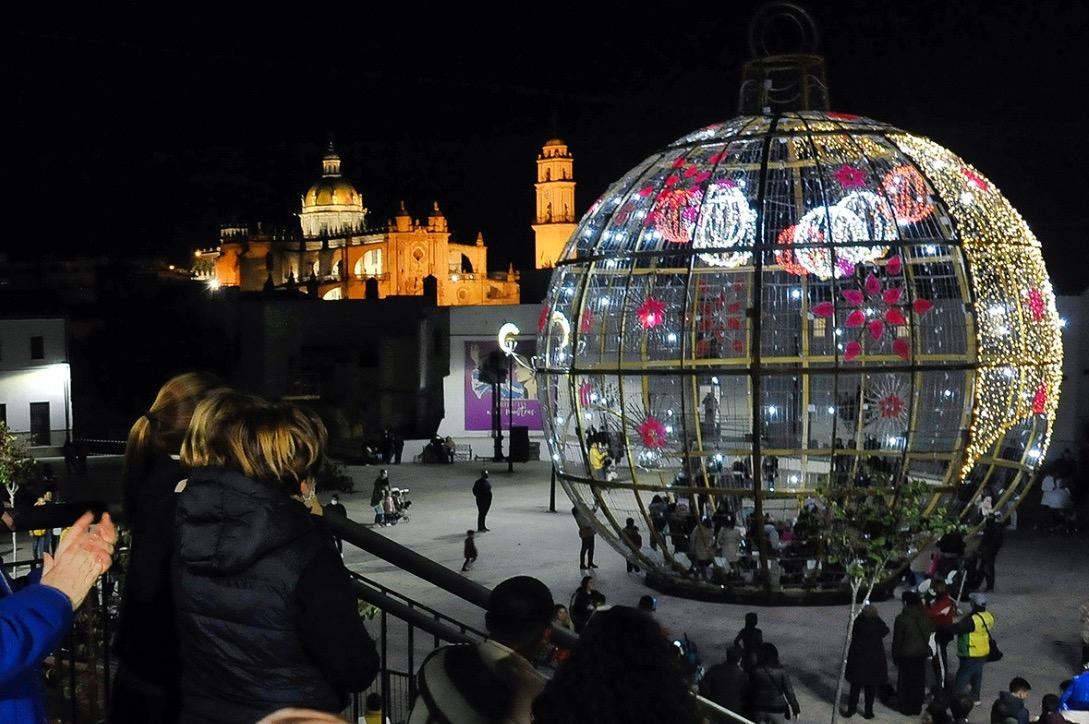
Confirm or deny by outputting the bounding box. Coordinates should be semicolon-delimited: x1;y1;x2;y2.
300;141;366;238
534;105;1062;599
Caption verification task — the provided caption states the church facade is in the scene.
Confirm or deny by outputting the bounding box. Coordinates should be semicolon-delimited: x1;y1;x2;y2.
196;139;577;306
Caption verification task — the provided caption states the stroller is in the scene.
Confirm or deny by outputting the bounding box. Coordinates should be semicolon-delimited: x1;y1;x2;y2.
383;487;412;524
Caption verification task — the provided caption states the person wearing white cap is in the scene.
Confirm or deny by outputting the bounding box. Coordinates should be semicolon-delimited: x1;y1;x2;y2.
946;592;995;705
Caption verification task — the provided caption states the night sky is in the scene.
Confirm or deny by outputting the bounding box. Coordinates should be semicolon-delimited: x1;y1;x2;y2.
11;1;1089;293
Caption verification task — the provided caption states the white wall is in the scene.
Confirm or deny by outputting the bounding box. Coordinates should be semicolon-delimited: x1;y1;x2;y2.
1050;290;1089;460
0;318;71;447
437;304;546;455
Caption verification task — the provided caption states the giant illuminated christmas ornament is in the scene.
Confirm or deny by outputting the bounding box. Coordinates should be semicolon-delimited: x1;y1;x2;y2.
533;8;1063;601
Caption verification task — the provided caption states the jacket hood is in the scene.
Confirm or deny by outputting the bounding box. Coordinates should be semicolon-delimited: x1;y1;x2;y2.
176;467;315;575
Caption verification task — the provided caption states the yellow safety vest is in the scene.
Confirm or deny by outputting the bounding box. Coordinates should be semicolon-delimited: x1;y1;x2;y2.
957;611;994;658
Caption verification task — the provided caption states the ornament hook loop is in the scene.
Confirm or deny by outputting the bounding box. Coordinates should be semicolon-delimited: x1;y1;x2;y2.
748;1;821;58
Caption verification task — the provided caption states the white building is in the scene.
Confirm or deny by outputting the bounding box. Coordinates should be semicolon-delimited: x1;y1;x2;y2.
1051;289;1089;465
0;318;72;452
436;304;546;459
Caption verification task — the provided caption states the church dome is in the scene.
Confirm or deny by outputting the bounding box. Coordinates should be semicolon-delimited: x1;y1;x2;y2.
300;141;366;238
302;177;361;208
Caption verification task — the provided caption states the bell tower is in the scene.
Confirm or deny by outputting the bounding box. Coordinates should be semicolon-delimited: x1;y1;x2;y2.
531;139;576;269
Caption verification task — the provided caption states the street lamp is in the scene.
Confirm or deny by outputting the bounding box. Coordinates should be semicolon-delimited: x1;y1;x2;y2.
497;323;519;473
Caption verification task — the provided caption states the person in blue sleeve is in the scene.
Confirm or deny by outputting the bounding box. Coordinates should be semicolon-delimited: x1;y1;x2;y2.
2;510;117;724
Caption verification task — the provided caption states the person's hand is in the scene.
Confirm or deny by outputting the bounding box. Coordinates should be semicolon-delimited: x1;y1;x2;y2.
41;512;115;610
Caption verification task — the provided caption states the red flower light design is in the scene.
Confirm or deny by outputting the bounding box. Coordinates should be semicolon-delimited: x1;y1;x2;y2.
637;297;667;329
827;112;860;121
834;164;867;189
639;415;668;449
961;167;989;192
878;394;905;419
538;305;550;332
1027;288;1046;322
1033;384;1047;415
708;149;729;165
811;255;931;361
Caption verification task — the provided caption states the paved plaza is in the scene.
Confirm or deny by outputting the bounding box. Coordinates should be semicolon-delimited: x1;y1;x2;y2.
337;459;1086;723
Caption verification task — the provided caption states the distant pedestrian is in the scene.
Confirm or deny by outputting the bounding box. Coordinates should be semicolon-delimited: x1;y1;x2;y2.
648;495;668;551
31;492;52;562
925;579;957;690
569;576;605;634
688;518;714;581
473;470;492;532
979;514;1004;592
748;643;801;723
461;530;477;572
572;505;597;569
1037;693;1069;724
700;646;750;716
990;677;1031;724
371;470;390;525
892;591;934;716
734;612;763;672
323;494;347;554
393;433;404;465
381;429;393;464
947;592;995;705
621;517;642;573
364;692;391;724
843;604;889;719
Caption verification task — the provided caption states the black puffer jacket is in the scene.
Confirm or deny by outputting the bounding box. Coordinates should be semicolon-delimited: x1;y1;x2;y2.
173;467;378;723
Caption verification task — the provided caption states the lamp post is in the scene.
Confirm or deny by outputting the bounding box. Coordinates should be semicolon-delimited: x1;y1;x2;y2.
497;323;519;473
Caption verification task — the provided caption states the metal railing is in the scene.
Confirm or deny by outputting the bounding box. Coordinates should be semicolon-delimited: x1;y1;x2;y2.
2;559;119;723
325;514;754;724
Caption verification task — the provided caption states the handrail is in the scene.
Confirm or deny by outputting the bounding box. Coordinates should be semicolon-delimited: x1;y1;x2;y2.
323;514;492;609
694;695;759;724
349;579;476;646
349;571;488;639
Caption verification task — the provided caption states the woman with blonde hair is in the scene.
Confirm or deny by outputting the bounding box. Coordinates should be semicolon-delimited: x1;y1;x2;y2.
173;401;378;723
111;371;220;723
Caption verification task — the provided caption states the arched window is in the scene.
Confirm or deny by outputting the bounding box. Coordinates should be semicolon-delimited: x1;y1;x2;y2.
354;249;383;277
322;287;343;300
461;254;474;273
545;168;551;181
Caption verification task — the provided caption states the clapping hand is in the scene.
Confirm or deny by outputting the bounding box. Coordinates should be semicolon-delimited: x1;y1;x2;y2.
41;512;117;610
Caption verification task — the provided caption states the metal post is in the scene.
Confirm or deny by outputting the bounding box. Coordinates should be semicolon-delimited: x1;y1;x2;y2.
380;609;389;723
407;624;416;699
102;575;110;709
549;466;557;512
507;353;514;473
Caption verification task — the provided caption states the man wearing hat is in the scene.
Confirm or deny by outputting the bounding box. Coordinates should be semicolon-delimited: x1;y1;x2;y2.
946;592;995;705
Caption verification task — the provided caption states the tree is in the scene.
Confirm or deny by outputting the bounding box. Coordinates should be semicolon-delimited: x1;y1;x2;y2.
0;422;37;561
818;477;961;724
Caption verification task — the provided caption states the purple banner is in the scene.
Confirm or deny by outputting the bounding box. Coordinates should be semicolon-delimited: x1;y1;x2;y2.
464;340;541;431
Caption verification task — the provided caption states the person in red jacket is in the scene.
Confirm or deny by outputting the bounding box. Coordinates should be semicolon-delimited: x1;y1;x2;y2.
925;580;957;691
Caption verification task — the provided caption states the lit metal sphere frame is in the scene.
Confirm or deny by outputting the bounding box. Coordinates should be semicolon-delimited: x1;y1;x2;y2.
534;111;1063;599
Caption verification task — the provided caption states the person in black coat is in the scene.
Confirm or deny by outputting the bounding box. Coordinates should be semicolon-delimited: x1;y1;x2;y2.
842;605;889;719
473;470;492;532
323;494;348;553
979;514;1004;592
111;372;221;724
700;646;750;716
173;402;378;723
892;591;935;716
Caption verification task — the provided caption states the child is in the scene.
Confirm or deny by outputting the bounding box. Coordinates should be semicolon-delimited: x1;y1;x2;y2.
364;692;391;724
462;530;477;571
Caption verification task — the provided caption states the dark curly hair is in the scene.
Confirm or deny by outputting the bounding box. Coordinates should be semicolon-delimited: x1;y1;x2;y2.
531;606;697;724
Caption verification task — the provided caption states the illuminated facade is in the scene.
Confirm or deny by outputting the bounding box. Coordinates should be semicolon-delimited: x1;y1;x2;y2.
196;142;520;306
532;139;577;269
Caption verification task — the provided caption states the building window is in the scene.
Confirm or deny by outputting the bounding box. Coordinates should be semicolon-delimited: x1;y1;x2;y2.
355;249;383;277
0;404;6;425
31;336;45;360
29;402;50;446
